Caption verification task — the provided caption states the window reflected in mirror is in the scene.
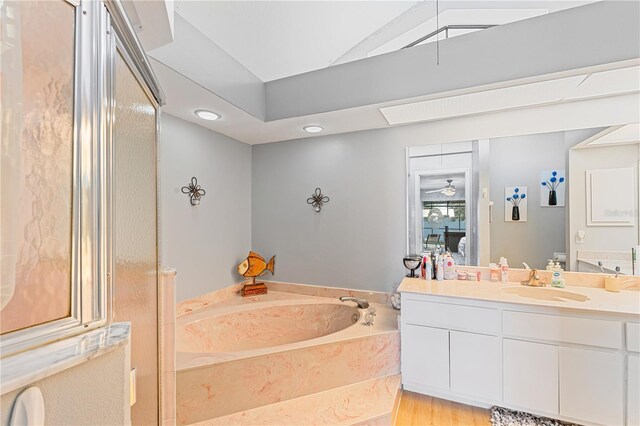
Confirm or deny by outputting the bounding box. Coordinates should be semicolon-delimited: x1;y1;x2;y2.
1;0;76;334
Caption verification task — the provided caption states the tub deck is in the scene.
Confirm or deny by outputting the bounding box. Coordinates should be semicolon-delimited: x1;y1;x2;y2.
175;290;400;425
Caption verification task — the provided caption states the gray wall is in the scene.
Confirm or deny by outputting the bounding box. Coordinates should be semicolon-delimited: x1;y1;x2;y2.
252;129;408;293
488;132;568;269
160;114;252;301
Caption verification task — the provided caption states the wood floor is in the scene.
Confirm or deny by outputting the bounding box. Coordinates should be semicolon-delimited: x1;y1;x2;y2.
394;391;491;426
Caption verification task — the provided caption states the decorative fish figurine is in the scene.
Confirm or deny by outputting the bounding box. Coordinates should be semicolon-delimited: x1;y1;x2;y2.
237;251;275;278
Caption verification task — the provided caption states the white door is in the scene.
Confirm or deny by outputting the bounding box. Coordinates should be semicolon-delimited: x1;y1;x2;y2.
401;324;449;390
628;354;640;426
559;346;624;425
503;339;558;415
449;331;501;402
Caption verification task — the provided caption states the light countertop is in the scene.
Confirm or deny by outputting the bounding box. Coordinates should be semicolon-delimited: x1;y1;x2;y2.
398;277;640;316
1;322;131;395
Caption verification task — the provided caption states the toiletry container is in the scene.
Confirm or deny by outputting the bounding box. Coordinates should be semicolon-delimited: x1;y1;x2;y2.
489;263;500;282
499;257;509;283
443;255;456;280
605;276;621;292
553;261;563;272
546;259;555;271
551;271;566;288
436;258;444;281
424;257;432;281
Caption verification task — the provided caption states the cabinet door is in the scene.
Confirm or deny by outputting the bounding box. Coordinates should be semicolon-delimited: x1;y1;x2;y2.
629;355;640;426
503;339;558;415
449;331;501;402
559;346;623;425
401;324;449;390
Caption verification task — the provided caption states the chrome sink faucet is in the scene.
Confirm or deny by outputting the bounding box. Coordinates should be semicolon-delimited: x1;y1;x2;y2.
339;296;369;309
521;269;546;287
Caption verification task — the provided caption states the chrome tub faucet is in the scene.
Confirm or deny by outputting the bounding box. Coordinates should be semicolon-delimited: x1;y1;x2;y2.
339;296;369;309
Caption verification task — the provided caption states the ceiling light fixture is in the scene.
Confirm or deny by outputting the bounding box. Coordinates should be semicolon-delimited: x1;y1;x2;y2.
303;125;323;133
194;109;221;121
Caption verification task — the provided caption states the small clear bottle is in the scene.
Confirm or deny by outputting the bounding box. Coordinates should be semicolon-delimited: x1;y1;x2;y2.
499;257;509;283
489;263;500;282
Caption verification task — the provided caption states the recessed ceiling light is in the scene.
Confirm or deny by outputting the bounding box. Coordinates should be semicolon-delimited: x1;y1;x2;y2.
303;125;323;133
194;109;221;121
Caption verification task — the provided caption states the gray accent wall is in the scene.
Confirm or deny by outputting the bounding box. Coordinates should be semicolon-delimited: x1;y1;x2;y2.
160;114;252;301
251;129;409;293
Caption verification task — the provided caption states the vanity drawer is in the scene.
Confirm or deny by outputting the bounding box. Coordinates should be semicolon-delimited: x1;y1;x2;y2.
627;323;640;353
503;311;622;349
403;298;499;335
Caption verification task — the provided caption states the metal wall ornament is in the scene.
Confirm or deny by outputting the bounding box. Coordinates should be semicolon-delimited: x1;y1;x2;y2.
181;177;206;206
307;187;330;212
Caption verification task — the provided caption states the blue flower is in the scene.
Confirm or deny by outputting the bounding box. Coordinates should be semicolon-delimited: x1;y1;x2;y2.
542;182;547;186
521;194;526;199
514;188;519;193
513;194;520;200
551;177;557;183
552;171;558;176
559;177;565;183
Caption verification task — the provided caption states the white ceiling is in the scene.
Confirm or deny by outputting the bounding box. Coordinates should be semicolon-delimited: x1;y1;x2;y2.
173;0;418;82
171;1;595;82
575;123;640;148
380;66;640;126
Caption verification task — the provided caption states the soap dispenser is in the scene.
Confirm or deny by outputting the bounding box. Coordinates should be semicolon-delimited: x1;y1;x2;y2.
545;259;555;271
551;270;565;288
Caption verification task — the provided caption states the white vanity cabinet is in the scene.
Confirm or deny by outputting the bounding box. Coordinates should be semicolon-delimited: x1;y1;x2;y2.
401;291;638;426
401;296;501;405
449;331;501;401
401;324;449;389
628;323;640;426
559;346;624;425
503;339;558;415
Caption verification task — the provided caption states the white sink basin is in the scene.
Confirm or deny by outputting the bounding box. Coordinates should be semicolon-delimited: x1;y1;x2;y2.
502;286;590;302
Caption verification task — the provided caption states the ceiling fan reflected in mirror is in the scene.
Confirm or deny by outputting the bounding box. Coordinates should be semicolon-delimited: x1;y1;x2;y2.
424;179;456;197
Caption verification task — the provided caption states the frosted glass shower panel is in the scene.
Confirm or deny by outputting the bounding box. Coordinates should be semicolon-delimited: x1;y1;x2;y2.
112;50;159;426
1;0;75;334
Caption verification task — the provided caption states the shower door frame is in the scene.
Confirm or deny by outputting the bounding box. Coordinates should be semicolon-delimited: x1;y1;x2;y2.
1;0;109;357
103;0;166;423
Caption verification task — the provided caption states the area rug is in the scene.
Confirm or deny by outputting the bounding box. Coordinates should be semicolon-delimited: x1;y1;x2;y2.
491;406;581;426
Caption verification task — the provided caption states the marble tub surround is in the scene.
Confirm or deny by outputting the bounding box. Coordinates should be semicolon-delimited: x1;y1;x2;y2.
160;268;177;426
175;291;399;424
177;331;399;423
192;374;401;426
262;281;391;305
398;277;640;315
455;265;640;288
176;283;245;317
177;292;399;368
179;303;359;353
1;322;131;395
176;280;391;317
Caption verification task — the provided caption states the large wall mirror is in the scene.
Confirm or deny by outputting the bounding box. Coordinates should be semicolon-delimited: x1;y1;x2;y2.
408;123;640;275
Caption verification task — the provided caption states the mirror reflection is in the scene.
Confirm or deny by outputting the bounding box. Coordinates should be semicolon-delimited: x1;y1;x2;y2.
408;124;640;274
